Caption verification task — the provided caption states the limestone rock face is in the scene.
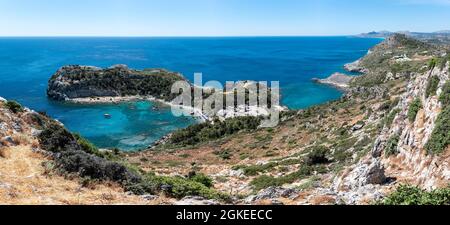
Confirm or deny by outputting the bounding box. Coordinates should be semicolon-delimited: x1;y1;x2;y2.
335;159;387;190
380;63;450;189
344;60;369;73
245;187;298;203
313;73;353;89
174;196;220;205
330;63;449;204
47;65;186;102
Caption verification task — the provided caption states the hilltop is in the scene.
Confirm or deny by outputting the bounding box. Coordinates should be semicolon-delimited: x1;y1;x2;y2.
358;31;450;46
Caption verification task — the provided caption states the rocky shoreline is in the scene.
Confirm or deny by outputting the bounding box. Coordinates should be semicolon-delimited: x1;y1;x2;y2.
313;72;354;89
48;65;287;123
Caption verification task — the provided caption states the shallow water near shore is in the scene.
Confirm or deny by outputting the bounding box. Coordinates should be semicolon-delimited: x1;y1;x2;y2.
0;37;381;151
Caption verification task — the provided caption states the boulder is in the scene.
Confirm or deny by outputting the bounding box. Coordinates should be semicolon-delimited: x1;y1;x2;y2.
246;187;298;203
142;194;158;201
174;196;220;205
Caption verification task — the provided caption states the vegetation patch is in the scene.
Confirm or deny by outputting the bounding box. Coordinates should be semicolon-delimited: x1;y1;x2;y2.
407;98;422;123
383;109;401;128
425;105;450;154
250;164;315;190
214;149;233;160
305;146;329;165
126;173;229;201
168;116;261;147
439;81;450;107
38;122;139;184
385;134;401;156
425;76;440;98
5;100;24;113
377;185;450;205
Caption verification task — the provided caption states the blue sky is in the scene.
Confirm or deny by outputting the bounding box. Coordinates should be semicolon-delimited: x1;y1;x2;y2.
0;0;449;36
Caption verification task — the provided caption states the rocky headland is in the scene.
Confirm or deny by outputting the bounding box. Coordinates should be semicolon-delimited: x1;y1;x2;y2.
313;72;354;89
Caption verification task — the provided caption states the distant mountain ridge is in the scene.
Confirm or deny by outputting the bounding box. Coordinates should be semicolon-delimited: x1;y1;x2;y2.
357;30;450;45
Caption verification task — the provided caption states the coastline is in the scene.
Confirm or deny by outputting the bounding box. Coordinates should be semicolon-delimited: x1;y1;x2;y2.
67;95;210;122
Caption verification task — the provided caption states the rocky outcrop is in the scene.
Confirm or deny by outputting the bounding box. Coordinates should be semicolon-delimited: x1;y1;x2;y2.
174;196;220;205
380;64;450;189
344;60;369;73
313;73;353;89
244;187;298;204
47;65;186;102
333;63;449;204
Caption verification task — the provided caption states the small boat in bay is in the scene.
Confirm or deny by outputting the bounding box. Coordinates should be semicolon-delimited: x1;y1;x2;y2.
104;114;112;119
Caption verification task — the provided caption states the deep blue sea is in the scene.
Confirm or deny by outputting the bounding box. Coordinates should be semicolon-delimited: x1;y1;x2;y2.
0;37;381;151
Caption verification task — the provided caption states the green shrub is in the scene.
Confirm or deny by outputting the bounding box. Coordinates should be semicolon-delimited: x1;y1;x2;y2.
378;185;450;205
425;105;450;154
428;58;438;70
385;134;400;156
38;123;80;153
305;146;329;165
189;173;214;188
168;116;261;146
250;164;314;190
384;109;401;128
5;100;23;113
73;133;103;157
214;150;232;160
131;173;229;201
235;162;278;176
407;98;422;123
425;76;440;98
439;81;450;107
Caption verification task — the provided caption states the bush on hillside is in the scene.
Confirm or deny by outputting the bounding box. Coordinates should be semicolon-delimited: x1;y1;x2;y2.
250;164;314;190
73;133;103;157
38;123;140;184
126;173;229;201
378;185;450;205
385;134;400;156
56;150;140;183
169;116;261;147
425;105;450;155
439;81;450;107
188;172;214;188
425;76;440;98
38;123;80;153
305;146;330;165
407;98;422;123
5;100;24;113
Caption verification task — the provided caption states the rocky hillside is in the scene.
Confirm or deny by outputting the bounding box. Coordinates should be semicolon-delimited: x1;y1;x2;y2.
0;98;153;204
47;65;186;102
128;34;449;205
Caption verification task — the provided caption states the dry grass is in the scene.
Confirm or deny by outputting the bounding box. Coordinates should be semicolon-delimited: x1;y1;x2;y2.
0;147;9;158
11;133;31;145
0;146;158;205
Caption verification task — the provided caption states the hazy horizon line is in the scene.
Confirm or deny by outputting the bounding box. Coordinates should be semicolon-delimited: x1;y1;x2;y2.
0;34;373;38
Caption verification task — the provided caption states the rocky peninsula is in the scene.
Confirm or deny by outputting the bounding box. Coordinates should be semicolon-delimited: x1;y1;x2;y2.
48;64;186;102
313;72;354;89
47;65;285;121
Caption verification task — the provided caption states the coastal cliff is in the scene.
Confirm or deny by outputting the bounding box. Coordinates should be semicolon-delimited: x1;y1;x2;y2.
313;73;353;89
47;65;186;102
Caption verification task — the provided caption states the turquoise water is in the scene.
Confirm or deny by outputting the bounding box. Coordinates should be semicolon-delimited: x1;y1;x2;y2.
0;37;381;151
